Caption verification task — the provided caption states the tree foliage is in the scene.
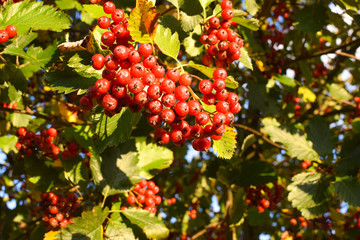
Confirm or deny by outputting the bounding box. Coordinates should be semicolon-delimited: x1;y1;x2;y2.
1;0;360;239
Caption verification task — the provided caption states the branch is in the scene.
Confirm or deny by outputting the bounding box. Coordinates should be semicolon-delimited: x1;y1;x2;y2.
0;106;52;120
335;51;360;62
233;123;286;150
286;38;360;66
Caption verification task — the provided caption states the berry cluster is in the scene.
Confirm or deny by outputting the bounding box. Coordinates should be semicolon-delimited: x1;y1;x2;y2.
1;102;18;109
301;159;311;169
245;182;283;213
201;0;244;68
40;192;80;230
166;197;176;205
122;179;161;213
284;95;301;118
0;25;16;43
312;63;327;79
61;141;91;160
15;127;60;159
290;216;308;228
0;0;21;5
80;2;242;152
187;200;199;219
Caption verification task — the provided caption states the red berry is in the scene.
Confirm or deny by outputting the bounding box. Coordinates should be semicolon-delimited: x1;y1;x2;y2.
111;9;125;23
174;102;189;117
290;218;297;226
97;16;111;29
103;1;116;14
0;30;9;43
102;94;118;111
195;112;210;125
209;16;220;28
174;85;190;101
80;96;94;110
221;0;233;10
95;78;110;94
179;74;192;86
139;43;153;57
198;80;213;94
5;25;17;38
222;9;234;20
127;194;136;205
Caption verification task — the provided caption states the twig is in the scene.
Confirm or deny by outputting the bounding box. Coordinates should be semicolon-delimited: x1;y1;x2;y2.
233;123;286;150
335;51;360;61
286;38;360;66
0;106;52;120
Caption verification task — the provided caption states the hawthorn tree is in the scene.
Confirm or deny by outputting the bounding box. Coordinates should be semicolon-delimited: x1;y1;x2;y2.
1;0;360;239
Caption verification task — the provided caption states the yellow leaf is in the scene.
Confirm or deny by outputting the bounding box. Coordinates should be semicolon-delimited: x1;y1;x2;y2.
53;159;63;167
57;102;85;124
298;86;316;102
44;230;60;240
256;60;265;72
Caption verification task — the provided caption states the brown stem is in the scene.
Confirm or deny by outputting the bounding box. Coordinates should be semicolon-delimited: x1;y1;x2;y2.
0;106;52;120
233;123;286;150
335;51;360;61
286;38;360;66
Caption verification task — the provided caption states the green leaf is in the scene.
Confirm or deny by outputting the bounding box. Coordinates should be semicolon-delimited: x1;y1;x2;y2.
306;117;336;156
212;126;237;159
288;172;333;219
83;4;110;19
127;5;152;43
93;108;141;154
239;47;253;70
168;0;184;11
0;1;72;35
298;86;316;102
63;125;93;150
262;118;320;161
199;0;212;12
105;212;136;240
327;83;352;101
67;52;102;79
232;17;260;31
135;137;174;179
10;113;32;127
154;25;180;61
59;206;108;240
183;25;202;57
187;61;239;89
180;11;203;32
122;208;169;239
335;134;360;174
0;135;18;154
234;161;276;187
21;43;59;79
90;140;141;196
247;207;271;226
46;68;97;94
294;4;328;33
272;74;297;88
245;0;260;15
0;62;27;92
240;134;256;153
62;156;88;187
334;177;360;207
3;33;38;61
56;0;83;11
352;118;360;132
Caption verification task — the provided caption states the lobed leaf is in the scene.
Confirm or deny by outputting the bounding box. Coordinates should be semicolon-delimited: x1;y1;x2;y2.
288;172;333;219
262;118;320;161
239;47;253;70
245;0;260;15
0;1;72;35
212;126;237;159
0;135;18;154
154;25;180;61
135;137;174;179
59;206;108;239
122;208;169;239
334;177;360;207
90;140;142;196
